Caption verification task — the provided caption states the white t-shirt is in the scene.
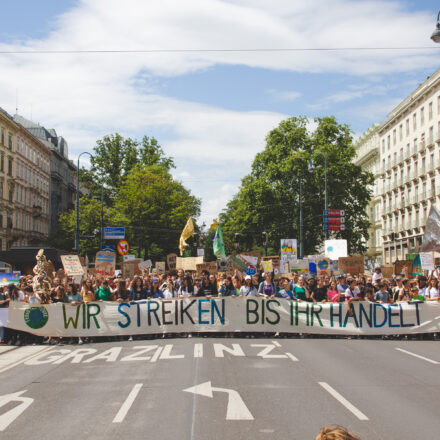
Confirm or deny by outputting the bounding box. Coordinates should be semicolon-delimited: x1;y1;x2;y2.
428;287;439;299
163;288;174;299
345;286;361;299
372;272;383;283
239;285;257;297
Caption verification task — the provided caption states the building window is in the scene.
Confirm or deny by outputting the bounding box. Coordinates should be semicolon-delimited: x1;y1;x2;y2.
0;128;4;145
8;186;13;202
406;119;410;136
0;182;2;199
7;157;12;176
429;126;434;143
382;139;385;153
8;134;12;150
399;124;403;141
393;129;396;145
420;107;425;125
438;96;440;114
413;113;417;131
0;154;3;173
387;135;390;150
429;102;433;120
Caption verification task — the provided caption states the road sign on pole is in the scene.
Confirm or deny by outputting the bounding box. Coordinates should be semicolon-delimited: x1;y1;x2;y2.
104;227;125;240
323;209;346;232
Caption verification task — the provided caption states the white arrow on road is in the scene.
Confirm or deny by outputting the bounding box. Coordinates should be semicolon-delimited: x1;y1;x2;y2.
183;381;254;420
0;390;34;431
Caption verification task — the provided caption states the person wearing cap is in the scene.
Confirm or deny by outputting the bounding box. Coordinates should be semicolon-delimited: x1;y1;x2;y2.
151;279;164;298
96;280;114;301
239;275;257;297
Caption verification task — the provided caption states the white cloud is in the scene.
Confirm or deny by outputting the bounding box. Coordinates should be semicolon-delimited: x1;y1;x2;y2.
268;89;302;101
0;0;437;223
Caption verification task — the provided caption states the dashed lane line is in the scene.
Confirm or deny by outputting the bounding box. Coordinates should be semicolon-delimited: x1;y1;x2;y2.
319;382;369;421
112;383;143;423
395;348;439;365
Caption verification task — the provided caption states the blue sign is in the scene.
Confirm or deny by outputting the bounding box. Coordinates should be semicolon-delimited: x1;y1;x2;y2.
101;245;115;252
245;267;257;276
104;227;125;240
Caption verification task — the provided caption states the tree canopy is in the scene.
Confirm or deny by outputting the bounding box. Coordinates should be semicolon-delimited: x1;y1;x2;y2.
219;116;373;255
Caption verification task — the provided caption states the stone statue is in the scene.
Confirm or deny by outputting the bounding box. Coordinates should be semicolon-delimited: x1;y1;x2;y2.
32;249;55;304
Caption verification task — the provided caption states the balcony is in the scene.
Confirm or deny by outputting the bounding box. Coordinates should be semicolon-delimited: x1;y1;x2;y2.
427;162;435;174
427;137;435;148
32;205;42;218
412;144;418;156
51;170;63;182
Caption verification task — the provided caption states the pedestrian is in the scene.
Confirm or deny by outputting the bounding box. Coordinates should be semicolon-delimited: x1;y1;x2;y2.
315;425;361;440
239;275;257;297
257;272;277;297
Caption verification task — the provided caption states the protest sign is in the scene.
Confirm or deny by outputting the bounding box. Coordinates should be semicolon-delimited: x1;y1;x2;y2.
325;240;348;260
316;257;331;275
197;248;205;257
420;205;440;252
196;262;218;276
289;259;309;274
229;255;249;272
176;256;204;271
122;260;141;279
167;253;177;271
394;260;413;277
123;254;136;262
262;260;273;273
262;255;281;277
240;250;262;267
239;254;258;267
155;262;166;273
381;265;394;278
138;260;152;271
0;273;20;287
7;299;440;337
60;255;84;277
218;258;234;274
95;251;116;278
338;256;364;275
419;253;435;271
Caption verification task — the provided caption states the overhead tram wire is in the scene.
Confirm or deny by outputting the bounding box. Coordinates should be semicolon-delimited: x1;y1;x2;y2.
0;46;438;55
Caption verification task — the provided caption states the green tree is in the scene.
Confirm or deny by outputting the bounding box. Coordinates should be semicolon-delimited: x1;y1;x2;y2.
114;164;201;260
220;116;373;255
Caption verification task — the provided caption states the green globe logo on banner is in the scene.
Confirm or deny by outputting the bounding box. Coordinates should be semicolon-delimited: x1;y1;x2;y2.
24;307;49;329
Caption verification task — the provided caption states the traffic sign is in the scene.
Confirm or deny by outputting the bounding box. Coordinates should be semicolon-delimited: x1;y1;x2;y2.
117;240;130;256
101;245;115;252
104;227;125;240
324;224;346;231
326;217;345;224
324;210;345;216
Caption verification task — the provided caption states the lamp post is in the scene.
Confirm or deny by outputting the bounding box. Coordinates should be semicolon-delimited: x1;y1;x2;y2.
262;231;268;256
299;179;303;259
75;152;96;254
431;10;440;43
309;152;329;239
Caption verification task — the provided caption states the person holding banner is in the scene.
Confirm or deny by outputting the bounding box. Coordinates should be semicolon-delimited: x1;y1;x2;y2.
96;281;114;301
178;276;197;297
129;277;146;301
426;278;440;301
293;276;310;301
397;279;411;302
258;272;277;297
219;277;237;297
277;279;294;300
151;279;164;298
239;276;257;297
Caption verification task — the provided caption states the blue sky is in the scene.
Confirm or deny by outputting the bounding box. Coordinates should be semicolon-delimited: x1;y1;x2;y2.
0;0;439;223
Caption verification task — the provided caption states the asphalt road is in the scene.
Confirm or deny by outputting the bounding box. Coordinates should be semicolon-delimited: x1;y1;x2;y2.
0;337;439;439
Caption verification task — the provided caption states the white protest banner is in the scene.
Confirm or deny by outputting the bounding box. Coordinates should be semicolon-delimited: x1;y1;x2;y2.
325;240;348;260
60;255;84;277
0;309;8;326
7;300;440;337
197;248;205;257
419;253;435;271
289;259;309;274
123;254;136;262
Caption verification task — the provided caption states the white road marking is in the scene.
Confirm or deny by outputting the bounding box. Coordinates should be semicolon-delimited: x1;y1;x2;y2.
183;381;254;420
271;340;281;347
0;390;34;431
213;343;245;358
150;346;163;363
0;347;16;355
319;382;369;421
395;348;439;365
251;344;287;358
193;343;203;358
0;346;53;374
285;352;299;362
159;344;184;360
112;383;143;423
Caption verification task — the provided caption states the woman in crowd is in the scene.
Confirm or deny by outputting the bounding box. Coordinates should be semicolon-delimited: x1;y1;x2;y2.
326;280;340;303
258;272;277;298
239;275;257;297
162;280;175;298
96;280;113;301
178;276;197;297
114;279;130;302
277;278;294;300
219;276;237;296
151;279;164;298
426;277;440;301
129;277;146;301
293;275;310;301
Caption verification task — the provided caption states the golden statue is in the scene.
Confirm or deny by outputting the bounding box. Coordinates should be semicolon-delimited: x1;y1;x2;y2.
32;249;55;304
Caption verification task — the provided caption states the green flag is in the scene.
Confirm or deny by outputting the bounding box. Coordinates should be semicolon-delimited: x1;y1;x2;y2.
213;224;226;259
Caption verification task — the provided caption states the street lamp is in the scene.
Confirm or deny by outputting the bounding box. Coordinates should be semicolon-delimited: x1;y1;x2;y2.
75;152;96;253
308;152;329;239
234;233;240;253
431;10;440;43
262;231;268;256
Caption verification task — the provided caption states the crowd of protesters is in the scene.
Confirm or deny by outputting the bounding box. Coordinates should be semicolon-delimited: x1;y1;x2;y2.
0;265;439;345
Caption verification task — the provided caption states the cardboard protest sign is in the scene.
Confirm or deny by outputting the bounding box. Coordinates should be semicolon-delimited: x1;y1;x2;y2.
239;254;258;267
95;251;116;278
316;257;331;275
138;260;152;271
280;238;297;273
262;255;280;278
338;256;364;275
60;255;84;277
196;262;218;276
229;255;249;272
381;265;394;278
123;260;141;279
419;253;435;271
123;254;136;262
176;256;204;271
218;258;234;274
394;260;413;277
240;250;262;267
167;253;177;271
155;262;166;273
